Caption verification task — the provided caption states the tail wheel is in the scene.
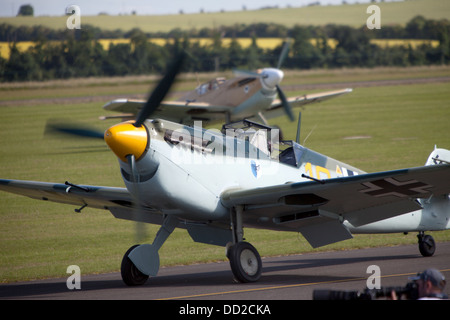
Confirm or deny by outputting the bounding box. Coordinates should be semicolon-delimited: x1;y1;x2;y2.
121;245;149;286
228;242;262;283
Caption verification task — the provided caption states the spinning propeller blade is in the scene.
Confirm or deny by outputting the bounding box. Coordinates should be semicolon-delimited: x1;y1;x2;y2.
46;52;186;139
135;52;186;127
45;120;105;140
44;53;186;243
126;154;147;242
125;53;185;242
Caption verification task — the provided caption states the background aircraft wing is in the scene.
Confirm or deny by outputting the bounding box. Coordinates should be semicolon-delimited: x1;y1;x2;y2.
102;99;144;114
103;88;351;123
262;88;352;120
103;99;233;123
221;164;450;248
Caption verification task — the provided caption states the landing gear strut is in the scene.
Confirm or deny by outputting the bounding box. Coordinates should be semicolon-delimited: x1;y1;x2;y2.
227;206;262;283
417;232;436;257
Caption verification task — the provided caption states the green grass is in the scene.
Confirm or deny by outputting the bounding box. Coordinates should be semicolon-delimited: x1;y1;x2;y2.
1;66;450;282
283;66;450;86
1;0;449;32
282;82;450;172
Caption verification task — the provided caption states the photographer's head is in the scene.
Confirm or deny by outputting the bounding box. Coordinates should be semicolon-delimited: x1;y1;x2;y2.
410;268;447;300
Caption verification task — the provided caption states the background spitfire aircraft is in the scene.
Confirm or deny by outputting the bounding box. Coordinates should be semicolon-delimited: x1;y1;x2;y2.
102;41;352;125
0;53;449;286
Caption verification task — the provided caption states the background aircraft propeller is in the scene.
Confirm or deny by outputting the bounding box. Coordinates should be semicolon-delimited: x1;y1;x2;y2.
276;38;291;69
233;39;294;121
274;39;294;121
276;84;294;121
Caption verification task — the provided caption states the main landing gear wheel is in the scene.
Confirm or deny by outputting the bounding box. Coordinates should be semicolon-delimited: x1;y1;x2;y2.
417;233;436;257
228;242;262;283
121;245;149;286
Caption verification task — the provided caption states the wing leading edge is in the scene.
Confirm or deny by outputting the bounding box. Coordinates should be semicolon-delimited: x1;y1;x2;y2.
221;164;450;248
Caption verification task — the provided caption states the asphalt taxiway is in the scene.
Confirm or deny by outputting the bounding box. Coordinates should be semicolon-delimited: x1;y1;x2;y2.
1;242;449;300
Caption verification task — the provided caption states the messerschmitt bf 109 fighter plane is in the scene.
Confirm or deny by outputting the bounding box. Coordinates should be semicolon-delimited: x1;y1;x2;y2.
102;41;352;125
0;54;449;286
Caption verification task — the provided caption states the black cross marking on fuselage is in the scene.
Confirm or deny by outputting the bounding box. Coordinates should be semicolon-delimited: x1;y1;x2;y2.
360;178;433;198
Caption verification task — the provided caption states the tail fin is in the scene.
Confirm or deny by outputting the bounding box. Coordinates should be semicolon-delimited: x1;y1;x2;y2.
425;146;450;166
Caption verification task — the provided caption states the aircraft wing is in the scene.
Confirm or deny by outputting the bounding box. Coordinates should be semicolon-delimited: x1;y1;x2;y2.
263;88;353;120
0;179;162;224
103;99;233;123
221;164;450;248
103;89;351;123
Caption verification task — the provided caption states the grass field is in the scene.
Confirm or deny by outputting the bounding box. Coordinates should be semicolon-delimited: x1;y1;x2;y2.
0;66;450;282
1;0;449;33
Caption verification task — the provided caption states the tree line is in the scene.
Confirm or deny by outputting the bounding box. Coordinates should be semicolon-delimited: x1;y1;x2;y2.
1;15;449;82
1;16;449;41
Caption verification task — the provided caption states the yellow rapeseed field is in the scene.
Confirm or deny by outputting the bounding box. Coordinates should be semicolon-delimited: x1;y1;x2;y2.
0;41;35;59
370;39;439;49
0;38;440;60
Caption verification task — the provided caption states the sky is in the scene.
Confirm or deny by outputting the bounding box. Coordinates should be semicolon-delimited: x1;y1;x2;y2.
0;0;374;17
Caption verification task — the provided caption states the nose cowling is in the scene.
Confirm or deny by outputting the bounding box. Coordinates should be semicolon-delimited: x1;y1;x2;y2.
104;121;148;163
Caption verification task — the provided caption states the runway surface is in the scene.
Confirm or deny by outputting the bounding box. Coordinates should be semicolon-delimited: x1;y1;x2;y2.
1;242;449;301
